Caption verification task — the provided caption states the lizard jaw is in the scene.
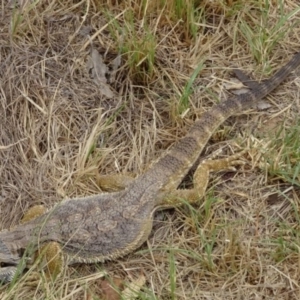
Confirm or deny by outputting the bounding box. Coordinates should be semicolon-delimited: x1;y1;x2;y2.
0;238;21;284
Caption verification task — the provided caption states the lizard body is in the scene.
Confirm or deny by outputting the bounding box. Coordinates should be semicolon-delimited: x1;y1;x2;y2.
1;51;300;283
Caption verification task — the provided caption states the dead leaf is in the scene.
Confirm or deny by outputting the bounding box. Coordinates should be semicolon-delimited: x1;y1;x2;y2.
256;100;272;110
223;78;250;95
99;277;124;300
223;78;246;91
86;48;114;98
97;82;114;98
91;49;107;82
110;54;122;83
121;275;146;300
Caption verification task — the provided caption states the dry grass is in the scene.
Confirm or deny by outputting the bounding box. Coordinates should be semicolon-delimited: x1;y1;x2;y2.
1;0;300;299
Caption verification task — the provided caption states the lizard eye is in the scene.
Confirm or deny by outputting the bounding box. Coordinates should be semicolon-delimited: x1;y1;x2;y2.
0;262;12;267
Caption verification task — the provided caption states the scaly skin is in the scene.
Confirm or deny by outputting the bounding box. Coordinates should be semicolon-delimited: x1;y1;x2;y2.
1;51;300;283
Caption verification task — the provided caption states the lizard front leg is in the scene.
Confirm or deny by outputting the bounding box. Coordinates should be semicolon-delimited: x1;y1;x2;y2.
21;205;63;282
33;242;62;281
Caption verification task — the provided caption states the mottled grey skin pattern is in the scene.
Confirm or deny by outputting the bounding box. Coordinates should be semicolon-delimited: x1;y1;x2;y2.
1;51;300;283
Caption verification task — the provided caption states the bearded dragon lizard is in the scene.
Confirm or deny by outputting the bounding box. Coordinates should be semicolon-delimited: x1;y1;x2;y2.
1;51;300;283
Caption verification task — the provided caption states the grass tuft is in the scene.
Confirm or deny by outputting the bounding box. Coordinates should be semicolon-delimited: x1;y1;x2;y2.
1;0;300;299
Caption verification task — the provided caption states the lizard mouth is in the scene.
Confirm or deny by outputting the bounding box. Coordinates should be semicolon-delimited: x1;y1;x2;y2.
0;261;18;268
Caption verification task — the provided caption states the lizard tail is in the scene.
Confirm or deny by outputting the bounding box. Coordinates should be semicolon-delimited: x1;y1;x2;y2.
148;51;300;186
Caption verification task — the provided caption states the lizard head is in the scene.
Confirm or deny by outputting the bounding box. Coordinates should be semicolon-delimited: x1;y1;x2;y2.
0;235;22;284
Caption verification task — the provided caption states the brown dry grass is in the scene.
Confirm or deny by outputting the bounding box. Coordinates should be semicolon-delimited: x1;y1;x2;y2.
1;0;300;299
